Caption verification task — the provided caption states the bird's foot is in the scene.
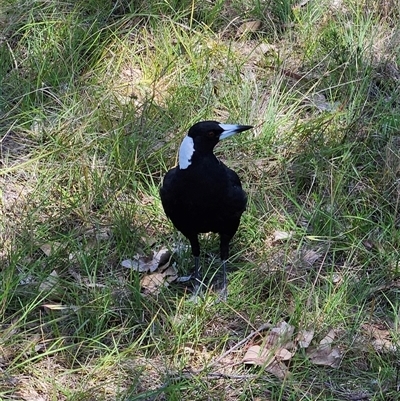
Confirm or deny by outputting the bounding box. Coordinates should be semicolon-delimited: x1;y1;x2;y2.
214;285;228;304
188;292;202;303
187;278;205;303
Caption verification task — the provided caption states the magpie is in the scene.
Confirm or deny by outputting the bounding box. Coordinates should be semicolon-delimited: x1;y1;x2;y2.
160;120;253;299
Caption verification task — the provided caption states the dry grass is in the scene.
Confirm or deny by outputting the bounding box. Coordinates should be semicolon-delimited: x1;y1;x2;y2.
1;0;400;400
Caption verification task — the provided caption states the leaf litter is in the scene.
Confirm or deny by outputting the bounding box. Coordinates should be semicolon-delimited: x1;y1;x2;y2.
177;321;344;382
362;323;398;353
239;322;342;378
306;329;342;368
122;247;178;294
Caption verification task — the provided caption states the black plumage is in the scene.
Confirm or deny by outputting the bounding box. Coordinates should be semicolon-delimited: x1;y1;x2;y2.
160;120;253;298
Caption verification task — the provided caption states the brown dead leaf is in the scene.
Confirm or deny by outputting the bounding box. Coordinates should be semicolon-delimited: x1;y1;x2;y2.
272;230;293;243
320;329;336;345
363;323;389;341
140;273;165;294
363;323;397;353
38;270;59;292
242;321;294;379
236;20;262;36
275;347;293;361
296;329;315;348
302;249;322;266
40;242;62;256
269;321;295;346
306;93;341;112
162;266;178;281
307;344;342;368
122;247;171;273
121;256;148;272
371;338;397;352
242;345;275;367
242;345;290;379
140;263;178;294
265;360;290;379
307;330;342;368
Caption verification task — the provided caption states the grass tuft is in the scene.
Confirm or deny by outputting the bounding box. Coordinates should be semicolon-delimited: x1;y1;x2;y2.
1;0;400;399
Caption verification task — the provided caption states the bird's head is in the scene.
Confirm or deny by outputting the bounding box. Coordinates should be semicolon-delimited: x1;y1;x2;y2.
179;120;253;169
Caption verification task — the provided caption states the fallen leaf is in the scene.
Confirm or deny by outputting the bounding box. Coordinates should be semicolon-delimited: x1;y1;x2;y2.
141;273;165;294
307;344;342;368
38;270;59;292
140;263;178;294
320;329;336;345
332;272;342;284
265;360;290;379
306;329;342;368
363;323;397;353
275;347;293;361
256;42;277;55
242;321;294;379
152;247;171;269
362;240;374;250
40;242;62;256
296;329;315;348
176;274;193;283
363;324;389;341
269;321;295;346
236;20;262;36
84;227;111;242
141;236;157;247
34;342;47;353
121;247;171;273
243;345;290;379
302;249;322;266
307;93;341;112
68;265;82;283
162;265;178;279
293;0;311;8
371;338;397;352
84;282;106;288
243;345;274;366
121;257;148;272
272;230;293;243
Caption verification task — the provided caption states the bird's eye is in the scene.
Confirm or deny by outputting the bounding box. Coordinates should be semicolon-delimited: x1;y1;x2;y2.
207;131;215;137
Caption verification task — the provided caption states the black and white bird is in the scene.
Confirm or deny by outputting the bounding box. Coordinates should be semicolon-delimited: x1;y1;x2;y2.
160;121;253;299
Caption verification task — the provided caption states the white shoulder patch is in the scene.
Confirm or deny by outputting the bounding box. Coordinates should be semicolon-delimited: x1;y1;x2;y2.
179;136;195;169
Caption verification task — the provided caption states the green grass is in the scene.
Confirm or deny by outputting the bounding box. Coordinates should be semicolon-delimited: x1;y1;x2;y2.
1;0;400;399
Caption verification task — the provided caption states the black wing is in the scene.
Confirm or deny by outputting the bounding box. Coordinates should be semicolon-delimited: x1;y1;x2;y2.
159;167;178;218
225;165;247;216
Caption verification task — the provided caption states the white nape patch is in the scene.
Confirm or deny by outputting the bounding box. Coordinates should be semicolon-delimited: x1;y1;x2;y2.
179;135;195;169
218;124;241;140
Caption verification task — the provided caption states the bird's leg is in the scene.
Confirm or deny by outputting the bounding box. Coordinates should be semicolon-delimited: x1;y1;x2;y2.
220;259;228;301
188;235;202;296
219;233;232;301
194;255;201;283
